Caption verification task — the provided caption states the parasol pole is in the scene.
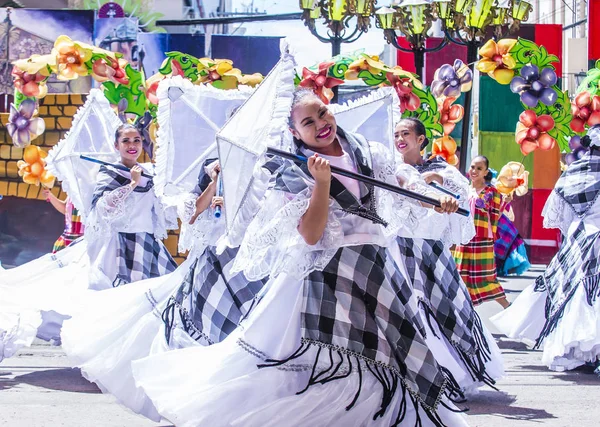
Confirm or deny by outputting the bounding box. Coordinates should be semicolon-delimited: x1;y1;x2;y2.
266;147;470;218
80;155;154;178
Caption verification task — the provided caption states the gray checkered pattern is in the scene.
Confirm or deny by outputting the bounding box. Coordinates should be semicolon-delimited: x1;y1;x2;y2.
163;246;267;345
554;153;600;217
303;244;446;410
91;165;154;209
534;219;600;345
414;156;449;174
268;129;388;226
396;237;477;353
113;231;177;287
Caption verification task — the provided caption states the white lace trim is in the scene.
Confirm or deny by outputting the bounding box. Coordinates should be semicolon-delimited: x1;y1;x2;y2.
542;191;575;235
231;141;423;281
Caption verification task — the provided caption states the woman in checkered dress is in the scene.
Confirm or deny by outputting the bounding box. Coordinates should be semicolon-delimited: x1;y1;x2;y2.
61;158;267;422
453;156;511;309
493;125;600;373
393;118;504;394
85;124;178;290
131;89;469;426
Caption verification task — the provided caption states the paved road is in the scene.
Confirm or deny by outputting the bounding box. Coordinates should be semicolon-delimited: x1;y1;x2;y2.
1;266;598;426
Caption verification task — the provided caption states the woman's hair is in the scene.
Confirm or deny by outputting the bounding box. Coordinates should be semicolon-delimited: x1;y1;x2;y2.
473;155;493;181
397;117;430;151
288;88;321;130
114;123;139;145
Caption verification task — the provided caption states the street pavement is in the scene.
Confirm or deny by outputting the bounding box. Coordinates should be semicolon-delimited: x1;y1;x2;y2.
1;265;598;426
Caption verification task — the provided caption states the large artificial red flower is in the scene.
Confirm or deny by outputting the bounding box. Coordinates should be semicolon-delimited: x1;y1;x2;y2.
438;96;464;135
515;110;556;155
92;56;129;85
570;92;600;133
299;61;345;104
386;71;420;113
12;67;48;98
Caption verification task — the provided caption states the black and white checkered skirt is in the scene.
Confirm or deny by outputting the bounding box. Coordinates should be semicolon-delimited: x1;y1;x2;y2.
395;237;496;387
113;232;178;287
162;246;267;346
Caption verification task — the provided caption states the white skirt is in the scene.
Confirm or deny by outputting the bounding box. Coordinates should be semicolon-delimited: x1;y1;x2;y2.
0;310;42;362
0;241;91;349
132;272;469;427
492;283;600;371
61;257;195;422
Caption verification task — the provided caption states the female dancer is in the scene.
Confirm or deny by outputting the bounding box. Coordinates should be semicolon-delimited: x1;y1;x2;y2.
42;189;85;253
131;89;469;426
453;156;510;309
493;125;600;373
86;123;177;290
394;118;503;393
61;158;267;421
0;124;177;355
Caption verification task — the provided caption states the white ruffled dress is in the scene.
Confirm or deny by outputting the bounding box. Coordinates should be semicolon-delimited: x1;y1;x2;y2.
492;189;600;371
393;162;504;392
131;141;469;427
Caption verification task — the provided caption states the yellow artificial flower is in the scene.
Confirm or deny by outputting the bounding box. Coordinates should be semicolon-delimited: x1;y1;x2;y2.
476;39;518;85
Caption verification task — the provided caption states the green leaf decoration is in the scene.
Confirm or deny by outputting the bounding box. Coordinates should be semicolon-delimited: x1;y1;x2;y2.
102;64;147;117
576;63;600;97
329;58;353;80
159;52;200;81
402;86;443;139
294;72;301;86
357;69;387;86
509;38;559;72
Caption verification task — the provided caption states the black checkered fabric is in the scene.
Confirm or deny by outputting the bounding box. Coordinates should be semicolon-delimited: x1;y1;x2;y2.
554;153;600;217
257;130;462;417
534;219;600;346
269;129;388;226
91;165;154;209
301;244;446;408
113;232;177;287
162;246;267;346
396;237;494;384
414;156;449;174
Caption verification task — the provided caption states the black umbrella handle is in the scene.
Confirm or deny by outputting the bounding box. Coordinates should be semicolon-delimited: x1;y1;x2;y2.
80;155;154;178
266;147;470;218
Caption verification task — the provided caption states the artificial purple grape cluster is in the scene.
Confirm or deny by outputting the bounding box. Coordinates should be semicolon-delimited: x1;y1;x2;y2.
565;135;588;165
510;64;558;108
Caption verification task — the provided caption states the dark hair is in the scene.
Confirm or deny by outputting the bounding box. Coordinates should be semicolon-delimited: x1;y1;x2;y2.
114;123;139;145
473;155;493;181
288;88;322;130
397;117;430;150
288;88;326;148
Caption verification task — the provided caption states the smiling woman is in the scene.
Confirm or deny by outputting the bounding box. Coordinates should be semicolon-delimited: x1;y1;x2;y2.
85;123;178;290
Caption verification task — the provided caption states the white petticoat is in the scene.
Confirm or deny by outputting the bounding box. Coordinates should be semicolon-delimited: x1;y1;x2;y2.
0;241;91;349
0;310;42;362
61;257;195;422
492;283;600;371
132;272;469;427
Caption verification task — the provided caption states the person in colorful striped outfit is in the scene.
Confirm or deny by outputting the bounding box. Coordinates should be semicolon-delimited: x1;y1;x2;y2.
453;156;511;308
42;188;85;253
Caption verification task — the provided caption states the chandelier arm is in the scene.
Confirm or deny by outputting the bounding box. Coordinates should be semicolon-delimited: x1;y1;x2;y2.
343;29;365;44
444;29;466;46
384;29;415;53
308;25;336;44
341;24;362;43
420;36;449;53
